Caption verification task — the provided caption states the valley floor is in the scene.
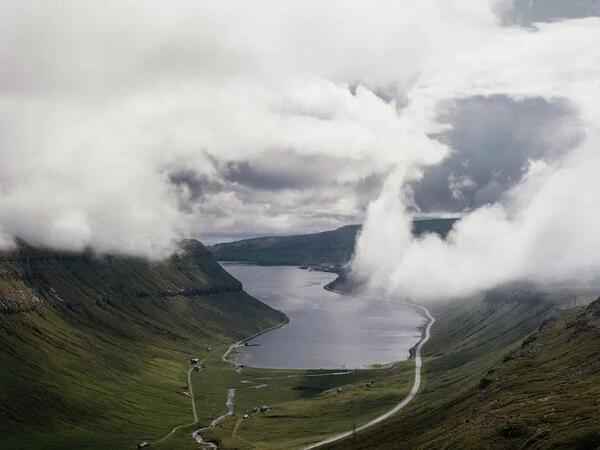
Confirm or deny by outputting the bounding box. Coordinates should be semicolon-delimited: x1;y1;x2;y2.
151;338;415;450
146;287;587;450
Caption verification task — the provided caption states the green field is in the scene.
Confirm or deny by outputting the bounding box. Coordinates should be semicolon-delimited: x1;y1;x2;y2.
144;282;559;450
151;344;414;450
154;283;600;450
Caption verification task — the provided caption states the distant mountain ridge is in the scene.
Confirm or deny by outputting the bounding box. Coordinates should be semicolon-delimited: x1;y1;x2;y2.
209;218;459;266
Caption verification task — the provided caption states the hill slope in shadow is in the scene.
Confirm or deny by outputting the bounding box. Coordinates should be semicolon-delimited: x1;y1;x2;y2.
0;240;285;450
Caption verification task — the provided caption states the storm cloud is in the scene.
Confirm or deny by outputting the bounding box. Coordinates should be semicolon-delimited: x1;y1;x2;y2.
217;151;351;192
410;95;584;213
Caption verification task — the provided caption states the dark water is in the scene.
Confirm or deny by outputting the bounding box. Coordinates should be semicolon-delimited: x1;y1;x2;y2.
224;264;425;370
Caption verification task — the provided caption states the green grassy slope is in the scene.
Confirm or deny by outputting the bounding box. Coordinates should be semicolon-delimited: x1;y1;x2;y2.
417;298;600;450
209;219;458;266
0;240;286;450
143;361;414;450
326;286;572;450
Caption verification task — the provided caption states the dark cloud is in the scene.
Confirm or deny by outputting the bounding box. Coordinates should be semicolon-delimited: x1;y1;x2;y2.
154;95;586;239
168;169;224;212
501;0;600;26
221;160;310;191
411;95;584;212
216;150;350;192
163;151;370;240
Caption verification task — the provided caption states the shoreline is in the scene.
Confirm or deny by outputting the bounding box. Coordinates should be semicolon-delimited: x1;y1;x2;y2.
192;268;433;449
222;318;291;365
191;318;290;448
229;268;423;371
302;301;436;449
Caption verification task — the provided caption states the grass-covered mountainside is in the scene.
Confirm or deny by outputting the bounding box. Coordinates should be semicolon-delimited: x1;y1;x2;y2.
0;240;286;450
209;218;458;266
328;287;600;450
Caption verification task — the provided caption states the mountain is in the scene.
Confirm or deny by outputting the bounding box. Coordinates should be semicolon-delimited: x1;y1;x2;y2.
329;287;600;450
209;218;459;267
0;240;286;450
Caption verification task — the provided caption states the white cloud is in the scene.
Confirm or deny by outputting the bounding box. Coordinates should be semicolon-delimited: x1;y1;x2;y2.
1;0;599;301
352;15;600;300
1;0;461;254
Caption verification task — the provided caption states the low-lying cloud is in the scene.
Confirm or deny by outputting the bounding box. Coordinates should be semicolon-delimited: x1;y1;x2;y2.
351;7;600;300
1;0;600;300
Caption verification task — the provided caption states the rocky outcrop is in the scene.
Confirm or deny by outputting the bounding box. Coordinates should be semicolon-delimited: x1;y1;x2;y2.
0;271;44;314
0;239;244;315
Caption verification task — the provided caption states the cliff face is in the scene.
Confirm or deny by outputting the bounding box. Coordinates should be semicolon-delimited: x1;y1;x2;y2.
0;270;44;313
0;240;285;449
0;240;244;314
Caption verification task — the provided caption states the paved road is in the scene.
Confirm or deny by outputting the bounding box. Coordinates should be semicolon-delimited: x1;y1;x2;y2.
303;303;436;450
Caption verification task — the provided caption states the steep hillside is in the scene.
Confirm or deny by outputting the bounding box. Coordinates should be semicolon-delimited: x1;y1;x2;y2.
209;218;458;266
0;241;285;450
326;286;584;450
413;297;600;450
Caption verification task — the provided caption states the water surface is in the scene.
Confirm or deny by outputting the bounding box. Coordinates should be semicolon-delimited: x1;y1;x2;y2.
225;264;425;369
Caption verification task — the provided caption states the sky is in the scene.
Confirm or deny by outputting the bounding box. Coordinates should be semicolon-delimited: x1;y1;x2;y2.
1;1;600;299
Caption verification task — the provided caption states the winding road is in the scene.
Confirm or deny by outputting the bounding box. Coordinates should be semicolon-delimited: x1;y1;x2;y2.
302;303;436;450
155;305;434;450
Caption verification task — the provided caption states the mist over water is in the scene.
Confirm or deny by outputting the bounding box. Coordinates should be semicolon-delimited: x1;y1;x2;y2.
226;264;424;369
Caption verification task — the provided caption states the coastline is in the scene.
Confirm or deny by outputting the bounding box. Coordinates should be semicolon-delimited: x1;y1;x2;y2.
303;302;436;449
222;318;291;365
